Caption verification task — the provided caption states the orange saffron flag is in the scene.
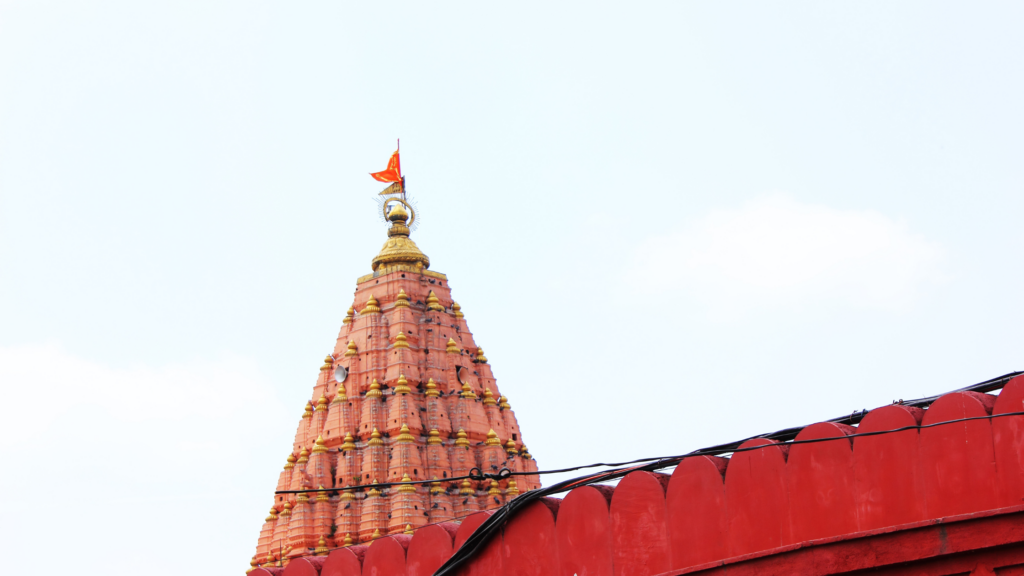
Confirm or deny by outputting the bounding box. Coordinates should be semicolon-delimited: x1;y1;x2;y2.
370;150;402;183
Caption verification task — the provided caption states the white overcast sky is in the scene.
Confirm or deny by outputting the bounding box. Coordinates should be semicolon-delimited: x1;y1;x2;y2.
2;2;1022;575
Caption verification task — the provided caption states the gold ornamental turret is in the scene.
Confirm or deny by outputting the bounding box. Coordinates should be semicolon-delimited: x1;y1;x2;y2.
371;201;430;272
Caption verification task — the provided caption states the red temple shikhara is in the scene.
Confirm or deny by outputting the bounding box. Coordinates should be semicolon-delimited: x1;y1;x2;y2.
251;197;540;567
248;190;1024;576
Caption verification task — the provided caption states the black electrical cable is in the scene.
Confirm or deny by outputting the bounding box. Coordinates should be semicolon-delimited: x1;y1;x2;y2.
277;371;1024;496
431;370;1023;576
267;371;1024;570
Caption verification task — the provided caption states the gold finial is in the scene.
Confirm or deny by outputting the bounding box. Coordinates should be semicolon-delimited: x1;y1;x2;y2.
372;198;430;272
312;435;328;453
297;447;309;464
426;290;444;312
459;479;474;495
395;288;410;308
505;438;517;455
398;473;416;493
485;429;501;446
404;524;415;535
482;388;496;406
367;480;382;497
425;377;439;397
321;355;334;371
446;338;460;354
315;535;329;556
341;433;356;451
280;501;292;516
302;401;313;419
368;428;384;446
460;381;477;399
248;557;258;573
488;480;501;496
427;429;442;445
360;294;381;315
520;446;533;460
499;395;511;410
387;200;409;222
394;374;411;395
266;506;279;521
317;485;329;501
505;479;520;497
455;428;470;448
366;379;383;398
396;423;414;443
315;394;328;411
452;301;464;318
475;348;488;363
284;454;296;470
371;528;382;541
344;340;358;357
333;384;347;403
343;306;355;324
341;489;355;501
297;490;309;504
430;477;444;495
343;533;353;546
393;331;410;349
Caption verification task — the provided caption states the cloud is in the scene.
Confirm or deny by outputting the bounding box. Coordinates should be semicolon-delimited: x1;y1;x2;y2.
0;342;290;576
0;342;282;447
633;195;944;316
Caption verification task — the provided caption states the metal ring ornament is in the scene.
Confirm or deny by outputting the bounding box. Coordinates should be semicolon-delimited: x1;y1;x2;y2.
382;197;415;227
468;467;513;481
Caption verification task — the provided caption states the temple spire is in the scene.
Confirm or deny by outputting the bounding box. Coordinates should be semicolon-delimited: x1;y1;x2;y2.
250;183;540;564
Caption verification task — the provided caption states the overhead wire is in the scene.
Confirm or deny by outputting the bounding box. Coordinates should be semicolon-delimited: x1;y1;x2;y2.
278;370;1023;495
267;370;1022;573
432;370;1023;576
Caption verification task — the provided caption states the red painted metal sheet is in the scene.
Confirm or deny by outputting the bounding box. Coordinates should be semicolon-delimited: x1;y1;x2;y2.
458;535;502;576
993;375;1024;508
854;404;927;530
725;439;790;557
406;523;458;576
452;511;502;576
921;391;998;518
666;456;728;570
362;535;409;576
788;422;858;543
321;546;366;576
662;506;1024;576
452;511;493;550
283;557;326;576
557;485;615;576
502;498;560;576
611;471;672;576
